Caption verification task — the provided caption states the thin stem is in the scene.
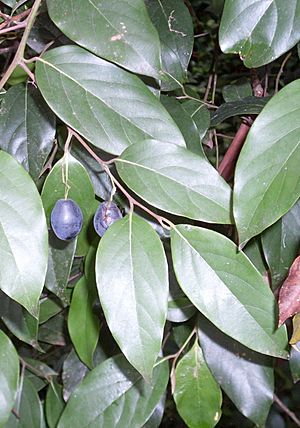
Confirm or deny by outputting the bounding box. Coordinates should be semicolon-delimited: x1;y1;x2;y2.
0;0;41;90
19;60;35;82
213;130;219;169
0;21;27;35
275;51;292;93
63;131;73;199
273;394;300;426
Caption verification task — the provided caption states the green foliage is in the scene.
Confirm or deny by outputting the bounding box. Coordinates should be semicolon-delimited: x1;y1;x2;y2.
1;0;300;426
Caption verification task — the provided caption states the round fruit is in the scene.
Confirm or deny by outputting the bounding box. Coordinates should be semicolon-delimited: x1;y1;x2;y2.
93;201;122;237
50;199;83;241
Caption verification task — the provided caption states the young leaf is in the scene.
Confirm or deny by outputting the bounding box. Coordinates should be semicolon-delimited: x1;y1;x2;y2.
0;151;48;317
68;276;100;368
35;45;185;155
219;0;300;68
116;140;232;224
57;355;169;428
145;0;194;90
198;315;274;427
278;256;300;326
0;331;19;427
174;341;222;428
95;213;168;380
262;199;300;289
41;152;96;255
171;225;288;359
47;0;163;79
234;80;300;244
0;83;56;183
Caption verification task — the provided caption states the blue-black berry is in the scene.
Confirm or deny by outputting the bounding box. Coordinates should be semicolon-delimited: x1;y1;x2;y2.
93;201;122;237
50;199;83;241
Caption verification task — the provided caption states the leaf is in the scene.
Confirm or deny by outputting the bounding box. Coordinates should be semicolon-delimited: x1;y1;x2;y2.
198;315;274;427
57;354;169;428
96;213;168;380
171;225;288;359
45;381;65;428
47;0;163;79
6;377;46;428
219;0;300;68
143;393;166;428
35;45;185;155
116;140;232;224
45;231;77;303
68;276;100;368
38;312;66;346
145;0;194;90
243;238;268;276
0;291;39;348
222;79;252;102
289;341;300;383
233;80;300;244
290;313;300;345
41;152;96;255
210;96;268;127
174;341;222;428
0;151;48;317
0;330;19;427
262;199;300;289
62;349;89;401
0;83;56;183
182;100;211;142
278;256;300;326
39;296;64;324
160;95;204;156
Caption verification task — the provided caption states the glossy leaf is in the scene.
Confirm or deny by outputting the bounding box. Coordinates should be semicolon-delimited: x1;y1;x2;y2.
219;0;300;68
143;393;166;428
62;349;89;401
278;256;300;326
35;45;185;155
174;341;222;428
6;377;45;428
0;84;55;183
161;95;204;156
234;80;300;244
58;354;169;428
45;231;77;303
47;0;163;79
210;96;268;127
116;140;232;224
198;315;274;427
243;238;268;276
96;213;168;379
39;297;64;324
46;381;65;428
41;152;96;255
0;331;19;427
68;276;100;368
0;151;48;317
145;0;194;90
0;291;39;348
171;225;288;358
182;100;210;142
262;199;300;289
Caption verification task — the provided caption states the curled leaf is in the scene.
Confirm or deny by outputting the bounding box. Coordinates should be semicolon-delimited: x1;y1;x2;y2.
278;256;300;326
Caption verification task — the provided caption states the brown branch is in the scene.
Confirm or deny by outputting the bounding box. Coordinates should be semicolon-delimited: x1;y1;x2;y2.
275;52;292;93
273;394;300;427
218;119;252;181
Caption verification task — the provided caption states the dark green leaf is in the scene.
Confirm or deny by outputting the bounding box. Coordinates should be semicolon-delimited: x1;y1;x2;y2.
38;311;66;346
57;355;169;428
219;0;300;68
35;45;185;155
68;276;100;368
0;330;19;427
116;140;232;224
0;291;39;348
47;0;163;79
243;238;268;276
96;214;168;380
174;341;222;428
171;225;288;358
143;393;166;428
45;231;77;303
182;100;211;142
262;199;300;289
0;151;48;317
23;357;57;381
210;96;268;127
41;152;96;255
0;83;55;183
289;343;300;383
62;349;89;401
222;79;252;102
234;80;300;244
39;297;64;324
145;0;194;90
198;315;274;427
46;381;65;428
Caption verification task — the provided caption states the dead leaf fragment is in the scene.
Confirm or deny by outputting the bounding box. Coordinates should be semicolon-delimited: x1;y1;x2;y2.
278;255;300;326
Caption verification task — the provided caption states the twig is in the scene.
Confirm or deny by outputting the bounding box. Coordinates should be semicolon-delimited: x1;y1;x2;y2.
275;51;292;93
68;128;174;230
0;0;41;90
0;21;27;35
204;73;213;102
273;394;300;426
